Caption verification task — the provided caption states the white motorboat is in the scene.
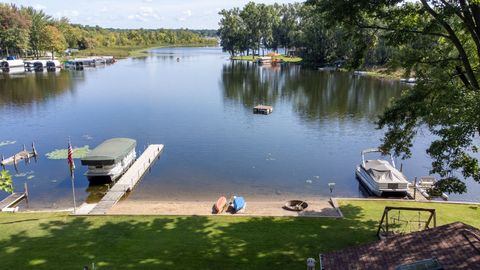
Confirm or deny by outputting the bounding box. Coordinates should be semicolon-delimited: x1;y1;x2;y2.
81;138;137;181
355;148;410;196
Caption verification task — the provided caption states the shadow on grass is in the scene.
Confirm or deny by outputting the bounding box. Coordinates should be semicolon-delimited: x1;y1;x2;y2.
0;204;378;269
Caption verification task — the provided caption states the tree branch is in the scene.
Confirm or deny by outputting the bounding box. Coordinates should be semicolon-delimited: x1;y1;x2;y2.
357;23;451;38
421;0;479;90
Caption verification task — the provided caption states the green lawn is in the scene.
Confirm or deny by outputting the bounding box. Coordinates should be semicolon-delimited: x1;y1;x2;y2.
0;200;478;269
231;55;303;63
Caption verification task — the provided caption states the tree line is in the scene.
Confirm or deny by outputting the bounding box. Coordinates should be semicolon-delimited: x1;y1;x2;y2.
218;2;391;67
0;3;216;59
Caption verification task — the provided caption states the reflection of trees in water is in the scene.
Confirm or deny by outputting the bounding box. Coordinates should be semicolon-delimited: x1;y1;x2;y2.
221;61;283;108
283;69;405;120
221;62;407;120
0;71;78;106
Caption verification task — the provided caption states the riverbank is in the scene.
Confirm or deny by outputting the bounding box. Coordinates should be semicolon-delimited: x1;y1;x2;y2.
0;200;478;269
231;55;303;63
74;43;218;59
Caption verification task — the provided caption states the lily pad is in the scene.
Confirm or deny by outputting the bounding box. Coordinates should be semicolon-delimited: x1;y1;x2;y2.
0;140;16;147
45;145;90;160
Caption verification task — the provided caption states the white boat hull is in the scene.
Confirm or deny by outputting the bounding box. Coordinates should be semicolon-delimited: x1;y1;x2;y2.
85;150;136;181
355;166;409;196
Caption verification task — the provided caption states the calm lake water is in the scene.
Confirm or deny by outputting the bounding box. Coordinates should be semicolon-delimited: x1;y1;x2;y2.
0;47;478;209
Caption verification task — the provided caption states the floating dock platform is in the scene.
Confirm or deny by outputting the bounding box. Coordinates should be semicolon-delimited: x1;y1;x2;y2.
253;105;273;115
85;144;164;215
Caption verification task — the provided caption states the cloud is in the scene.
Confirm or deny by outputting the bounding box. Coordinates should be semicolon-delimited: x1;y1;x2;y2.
127;6;162;22
183;10;192;17
33;4;47;10
56;10;80;18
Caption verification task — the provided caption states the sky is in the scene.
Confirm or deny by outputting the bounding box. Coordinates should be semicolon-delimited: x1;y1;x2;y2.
3;0;300;29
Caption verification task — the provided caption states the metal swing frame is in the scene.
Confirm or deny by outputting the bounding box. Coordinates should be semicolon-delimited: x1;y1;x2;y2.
376;206;436;239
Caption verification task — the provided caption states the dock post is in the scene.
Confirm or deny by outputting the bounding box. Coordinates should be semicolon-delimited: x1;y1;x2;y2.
413;177;417;200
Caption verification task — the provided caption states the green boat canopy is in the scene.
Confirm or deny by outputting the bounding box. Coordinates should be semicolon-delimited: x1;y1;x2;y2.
81;138;136;166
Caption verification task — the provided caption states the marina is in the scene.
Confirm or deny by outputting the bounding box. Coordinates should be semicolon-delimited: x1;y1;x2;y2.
0;56;115;73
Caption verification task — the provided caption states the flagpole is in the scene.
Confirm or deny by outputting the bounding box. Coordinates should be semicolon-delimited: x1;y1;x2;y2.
68;138;77;214
71;172;77;213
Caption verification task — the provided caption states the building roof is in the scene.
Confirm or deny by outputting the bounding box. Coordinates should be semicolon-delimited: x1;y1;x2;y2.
321;222;480;270
81;138;136;166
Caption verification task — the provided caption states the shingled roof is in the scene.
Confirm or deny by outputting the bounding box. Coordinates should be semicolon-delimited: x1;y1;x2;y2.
321;222;480;270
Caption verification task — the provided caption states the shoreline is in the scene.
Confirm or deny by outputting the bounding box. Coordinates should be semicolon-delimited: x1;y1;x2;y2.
73;43;219;59
104;199;339;217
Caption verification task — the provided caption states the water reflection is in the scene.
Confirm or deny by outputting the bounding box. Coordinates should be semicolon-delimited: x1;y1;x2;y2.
221;62;406;120
0;71;78;107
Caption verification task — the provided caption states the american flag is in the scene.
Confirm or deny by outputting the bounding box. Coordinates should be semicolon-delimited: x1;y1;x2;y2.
68;140;75;176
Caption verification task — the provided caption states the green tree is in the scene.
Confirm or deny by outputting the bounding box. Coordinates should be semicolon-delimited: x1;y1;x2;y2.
24;7;52;58
0;170;13;194
218;8;246;56
42;25;67;59
313;0;480;194
0;4;31;56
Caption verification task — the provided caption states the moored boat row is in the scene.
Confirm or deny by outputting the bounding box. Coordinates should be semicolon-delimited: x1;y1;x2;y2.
1;56;115;74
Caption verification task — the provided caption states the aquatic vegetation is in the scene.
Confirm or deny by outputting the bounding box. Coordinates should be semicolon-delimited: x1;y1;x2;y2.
45;145;90;159
0;140;16;147
14;171;34;178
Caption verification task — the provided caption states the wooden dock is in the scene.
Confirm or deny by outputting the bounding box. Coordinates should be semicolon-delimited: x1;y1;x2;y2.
86;144;164;215
0;183;29;212
1;143;37;166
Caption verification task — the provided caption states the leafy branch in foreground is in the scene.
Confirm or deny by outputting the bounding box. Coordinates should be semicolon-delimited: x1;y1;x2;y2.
312;0;480;194
0;169;13;193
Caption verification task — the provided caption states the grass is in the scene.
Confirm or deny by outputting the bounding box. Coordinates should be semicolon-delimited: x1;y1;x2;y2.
73;43;218;59
231;55;303;63
0;200;478;269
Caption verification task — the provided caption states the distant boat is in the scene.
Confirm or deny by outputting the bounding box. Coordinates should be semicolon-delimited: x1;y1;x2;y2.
400;77;417;84
355;148;409;196
257;56;272;65
232;196;245;212
33;60;48;72
81;138;137;182
1;60;24;73
46;60;61;71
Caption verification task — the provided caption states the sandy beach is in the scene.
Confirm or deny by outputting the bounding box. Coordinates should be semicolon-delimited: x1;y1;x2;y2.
106;199;340;217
